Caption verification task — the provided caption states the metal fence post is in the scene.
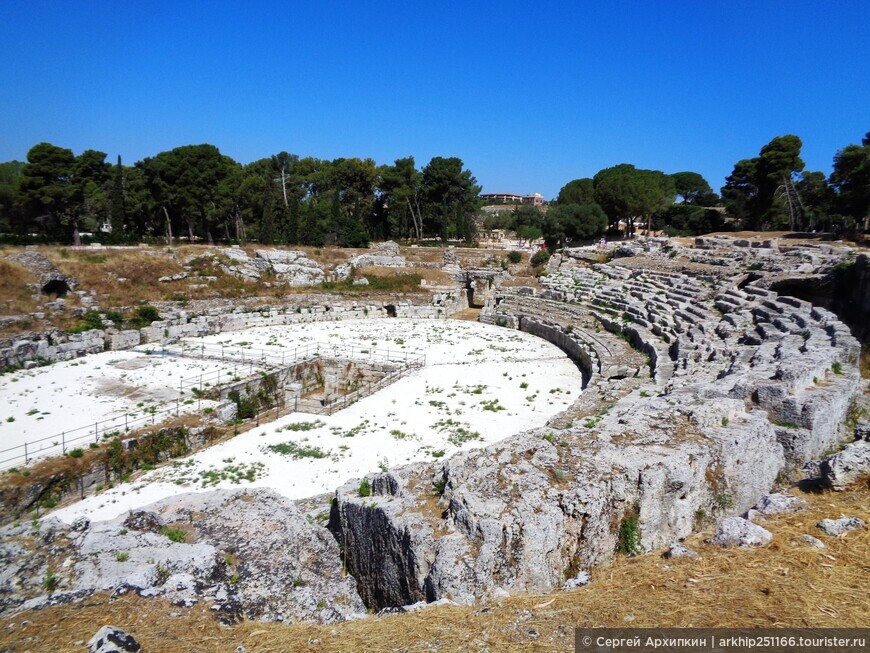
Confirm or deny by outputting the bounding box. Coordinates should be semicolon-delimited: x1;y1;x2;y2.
62;432;65;454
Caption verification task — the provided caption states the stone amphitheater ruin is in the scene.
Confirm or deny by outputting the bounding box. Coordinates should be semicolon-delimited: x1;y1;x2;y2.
0;236;867;624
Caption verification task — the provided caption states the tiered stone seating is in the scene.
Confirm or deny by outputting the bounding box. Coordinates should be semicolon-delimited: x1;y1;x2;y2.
485;258;860;466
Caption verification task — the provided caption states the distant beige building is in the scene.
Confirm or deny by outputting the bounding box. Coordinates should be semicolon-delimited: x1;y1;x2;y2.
480;192;546;207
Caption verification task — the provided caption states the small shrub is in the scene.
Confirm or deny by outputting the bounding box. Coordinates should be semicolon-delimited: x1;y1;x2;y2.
155;563;170;584
69;310;104;334
161;526;186;543
228;389;258;420
507;250;522;264
43;568;58;593
432;478;447;495
832;361;843;375
116;552;130;562
714;493;734;510
431;450;445;458
617;513;641;555
68;448;84;458
721;416;729;427
136;305;160;324
530;249;550;268
358;478;372;497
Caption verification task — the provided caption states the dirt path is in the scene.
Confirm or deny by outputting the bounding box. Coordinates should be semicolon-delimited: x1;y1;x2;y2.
449;308;481;321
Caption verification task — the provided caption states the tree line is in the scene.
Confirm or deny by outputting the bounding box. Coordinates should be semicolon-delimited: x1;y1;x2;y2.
486;131;868;248
721;133;869;234
0;143;481;246
1;132;866;248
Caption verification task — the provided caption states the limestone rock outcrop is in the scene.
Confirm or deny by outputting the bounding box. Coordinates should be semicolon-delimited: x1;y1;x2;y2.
0;489;365;623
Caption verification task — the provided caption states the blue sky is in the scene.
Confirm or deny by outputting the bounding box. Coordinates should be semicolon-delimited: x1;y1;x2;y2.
1;1;867;199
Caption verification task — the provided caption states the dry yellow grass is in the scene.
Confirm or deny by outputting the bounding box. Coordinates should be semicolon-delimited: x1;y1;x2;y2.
399;246;445;264
0;258;39;317
1;480;867;652
44;247;185;307
355;265;452;286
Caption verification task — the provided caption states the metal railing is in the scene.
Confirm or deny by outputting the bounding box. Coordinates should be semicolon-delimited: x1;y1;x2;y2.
0;398;200;471
0;341;425;471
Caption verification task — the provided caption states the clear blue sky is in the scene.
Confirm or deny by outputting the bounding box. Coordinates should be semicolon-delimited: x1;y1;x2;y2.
1;1;867;199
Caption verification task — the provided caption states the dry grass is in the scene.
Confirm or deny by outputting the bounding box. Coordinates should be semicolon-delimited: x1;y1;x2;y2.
1;481;867;652
355;266;452;287
399;246;445;264
0;258;39;317
44;247;185;307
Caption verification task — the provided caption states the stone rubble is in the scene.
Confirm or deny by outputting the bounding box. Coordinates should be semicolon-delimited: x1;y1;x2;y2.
663;542;699;559
820;439;870;490
753;493;806;515
816;516;866;536
800;534;826;549
87;625;141;653
709;517;774;548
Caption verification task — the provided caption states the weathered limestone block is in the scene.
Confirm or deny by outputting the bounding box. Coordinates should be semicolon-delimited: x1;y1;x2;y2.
109;329;141;350
820;439;870;490
709;517;773;547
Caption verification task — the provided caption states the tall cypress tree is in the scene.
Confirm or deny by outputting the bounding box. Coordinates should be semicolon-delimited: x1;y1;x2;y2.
259;187;275;245
110;155;125;234
285;200;298;244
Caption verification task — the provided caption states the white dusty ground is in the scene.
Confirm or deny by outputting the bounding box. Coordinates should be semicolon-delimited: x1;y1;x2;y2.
49;319;585;523
0;352;243;466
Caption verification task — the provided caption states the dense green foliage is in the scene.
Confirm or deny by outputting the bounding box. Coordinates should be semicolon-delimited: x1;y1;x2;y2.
4;131;866;247
721;132;868;233
653;205;729;236
1;143;481;246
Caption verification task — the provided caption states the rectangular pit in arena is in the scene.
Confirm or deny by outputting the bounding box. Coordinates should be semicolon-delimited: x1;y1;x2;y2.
166;341;425;419
288;357;412;415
